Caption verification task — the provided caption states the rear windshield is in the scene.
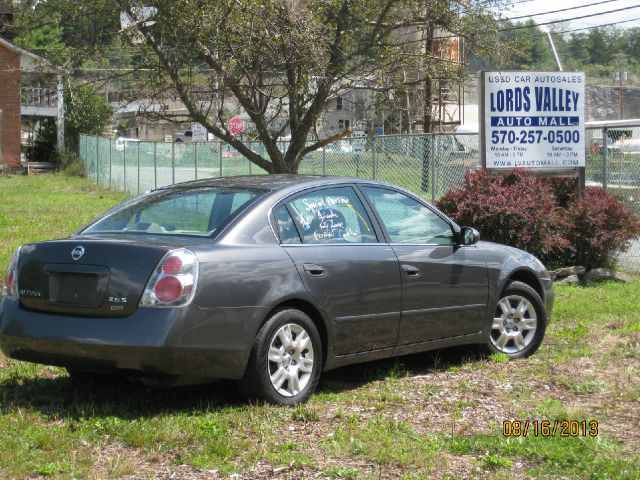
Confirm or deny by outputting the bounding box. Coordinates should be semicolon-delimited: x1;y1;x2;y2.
82;187;265;237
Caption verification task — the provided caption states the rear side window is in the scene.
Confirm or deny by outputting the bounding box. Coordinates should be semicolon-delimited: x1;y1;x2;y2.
274;205;301;244
284;187;377;244
82;187;264;237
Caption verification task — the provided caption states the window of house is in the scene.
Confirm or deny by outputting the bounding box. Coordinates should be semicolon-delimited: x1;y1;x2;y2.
336;97;343;110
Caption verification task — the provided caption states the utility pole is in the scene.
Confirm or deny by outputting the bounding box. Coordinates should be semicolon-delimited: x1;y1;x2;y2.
613;54;627;120
423;1;435;134
541;26;563;72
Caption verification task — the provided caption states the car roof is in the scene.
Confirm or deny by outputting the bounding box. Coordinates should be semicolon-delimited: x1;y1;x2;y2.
157;175;390;193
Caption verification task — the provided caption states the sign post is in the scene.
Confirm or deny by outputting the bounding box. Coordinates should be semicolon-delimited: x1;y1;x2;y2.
480;71;587;261
480;71;586;178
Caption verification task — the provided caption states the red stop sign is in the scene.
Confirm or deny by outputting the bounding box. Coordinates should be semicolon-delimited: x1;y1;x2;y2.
228;117;245;135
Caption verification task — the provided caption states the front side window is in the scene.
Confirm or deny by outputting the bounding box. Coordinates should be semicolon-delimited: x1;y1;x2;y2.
285;187;376;244
361;187;454;244
82;187;264;237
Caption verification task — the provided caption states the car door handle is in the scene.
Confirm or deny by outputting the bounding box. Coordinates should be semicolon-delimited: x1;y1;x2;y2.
401;264;421;278
303;263;327;277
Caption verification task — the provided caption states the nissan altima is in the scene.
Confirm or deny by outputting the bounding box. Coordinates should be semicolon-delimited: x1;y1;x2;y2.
0;175;553;405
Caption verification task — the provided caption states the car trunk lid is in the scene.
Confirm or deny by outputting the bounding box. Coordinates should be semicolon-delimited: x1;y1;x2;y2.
17;239;171;316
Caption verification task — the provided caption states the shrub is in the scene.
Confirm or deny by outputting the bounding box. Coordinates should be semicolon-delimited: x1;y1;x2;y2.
437;168;640;270
58;151;87;177
546;177;577;208
566;187;640;270
437;169;571;264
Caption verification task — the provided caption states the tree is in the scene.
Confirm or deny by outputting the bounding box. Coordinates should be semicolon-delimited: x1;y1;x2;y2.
64;83;113;150
566;33;590;66
586;28;614;66
24;0;502;174
499;20;554;70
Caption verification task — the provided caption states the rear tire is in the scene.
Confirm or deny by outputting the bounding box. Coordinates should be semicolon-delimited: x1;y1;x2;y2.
238;308;322;405
482;281;546;359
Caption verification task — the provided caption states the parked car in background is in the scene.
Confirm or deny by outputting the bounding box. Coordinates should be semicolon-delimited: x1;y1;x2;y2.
451;123;480;155
609;138;640;157
325;140;353;154
0;176;553;405
114;137;141;152
173;130;193;143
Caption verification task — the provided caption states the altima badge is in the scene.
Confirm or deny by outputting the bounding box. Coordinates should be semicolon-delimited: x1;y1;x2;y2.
71;246;85;261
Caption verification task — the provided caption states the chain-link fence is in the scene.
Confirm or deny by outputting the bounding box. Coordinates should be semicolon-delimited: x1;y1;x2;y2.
585;120;640;271
80;123;640;270
79;133;480;203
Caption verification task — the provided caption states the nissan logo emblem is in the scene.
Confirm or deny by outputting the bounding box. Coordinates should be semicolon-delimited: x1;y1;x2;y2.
71;246;85;261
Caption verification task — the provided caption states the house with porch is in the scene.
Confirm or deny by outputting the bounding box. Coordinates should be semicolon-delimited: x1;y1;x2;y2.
0;35;64;169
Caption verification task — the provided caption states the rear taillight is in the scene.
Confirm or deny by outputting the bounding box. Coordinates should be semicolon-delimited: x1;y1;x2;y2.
2;247;20;300
139;249;198;307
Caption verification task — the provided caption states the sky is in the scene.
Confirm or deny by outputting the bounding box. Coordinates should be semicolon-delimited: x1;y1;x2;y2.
501;0;640;32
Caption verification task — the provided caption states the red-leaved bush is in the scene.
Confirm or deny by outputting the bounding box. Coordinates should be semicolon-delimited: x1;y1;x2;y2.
564;187;640;270
437;169;640;270
437;169;571;262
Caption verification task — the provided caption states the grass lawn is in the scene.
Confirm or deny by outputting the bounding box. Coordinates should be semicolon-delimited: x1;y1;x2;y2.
0;174;639;479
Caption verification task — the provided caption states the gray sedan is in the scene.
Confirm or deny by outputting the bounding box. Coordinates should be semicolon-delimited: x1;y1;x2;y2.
0;175;553;405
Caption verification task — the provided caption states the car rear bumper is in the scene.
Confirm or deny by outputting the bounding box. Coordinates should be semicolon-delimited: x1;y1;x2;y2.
0;299;270;380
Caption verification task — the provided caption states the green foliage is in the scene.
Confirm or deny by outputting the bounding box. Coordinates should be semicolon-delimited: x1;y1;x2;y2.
14;12;69;63
14;0;505;173
482;453;513;470
498;22;640;80
0;175;127;280
500;20;556;70
64;84;113;151
488;353;510;364
0;176;639;479
290;404;320;422
27;118;60;164
14;0;120;66
58;151;87;177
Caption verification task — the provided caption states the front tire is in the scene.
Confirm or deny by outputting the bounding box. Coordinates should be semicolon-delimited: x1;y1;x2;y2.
484;281;546;359
238;308;322;405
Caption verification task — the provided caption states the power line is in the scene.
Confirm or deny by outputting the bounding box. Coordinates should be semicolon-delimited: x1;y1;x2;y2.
526;15;640;38
500;4;640;31
507;0;624;21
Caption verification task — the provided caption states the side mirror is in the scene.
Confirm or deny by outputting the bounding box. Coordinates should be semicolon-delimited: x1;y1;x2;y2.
460;227;480;245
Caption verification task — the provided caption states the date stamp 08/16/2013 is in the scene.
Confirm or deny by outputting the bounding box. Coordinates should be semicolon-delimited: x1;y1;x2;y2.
503;420;599;438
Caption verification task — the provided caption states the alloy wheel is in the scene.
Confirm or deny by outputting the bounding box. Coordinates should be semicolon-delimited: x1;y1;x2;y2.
491;294;538;354
267;323;315;397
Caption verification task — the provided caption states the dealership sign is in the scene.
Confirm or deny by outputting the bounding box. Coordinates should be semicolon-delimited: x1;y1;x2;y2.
480;71;585;171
